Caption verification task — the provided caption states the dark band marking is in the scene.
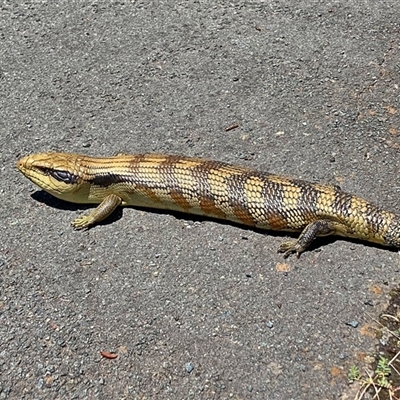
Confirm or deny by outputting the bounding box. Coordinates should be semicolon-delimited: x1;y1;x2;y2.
89;172;133;187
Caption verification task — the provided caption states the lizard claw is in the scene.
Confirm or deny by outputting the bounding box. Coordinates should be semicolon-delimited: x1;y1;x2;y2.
71;215;93;230
278;241;302;258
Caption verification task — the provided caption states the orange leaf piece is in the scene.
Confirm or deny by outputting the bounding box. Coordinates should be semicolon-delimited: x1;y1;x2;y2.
100;351;118;359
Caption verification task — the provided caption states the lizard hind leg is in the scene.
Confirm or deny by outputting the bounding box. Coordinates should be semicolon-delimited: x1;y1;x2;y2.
278;219;347;258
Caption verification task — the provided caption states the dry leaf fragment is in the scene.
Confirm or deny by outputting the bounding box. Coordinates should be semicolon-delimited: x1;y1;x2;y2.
225;124;239;131
276;262;291;272
100;351;118;359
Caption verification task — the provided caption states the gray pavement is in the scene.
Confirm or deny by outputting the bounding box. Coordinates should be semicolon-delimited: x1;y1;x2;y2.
1;1;400;399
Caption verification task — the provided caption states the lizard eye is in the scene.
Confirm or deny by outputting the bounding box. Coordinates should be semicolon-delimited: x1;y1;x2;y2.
50;170;78;184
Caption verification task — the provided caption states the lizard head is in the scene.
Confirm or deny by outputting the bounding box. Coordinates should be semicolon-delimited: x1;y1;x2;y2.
17;152;89;203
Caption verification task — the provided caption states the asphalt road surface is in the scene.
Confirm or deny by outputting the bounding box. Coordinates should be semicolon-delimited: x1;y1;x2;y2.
1;1;400;399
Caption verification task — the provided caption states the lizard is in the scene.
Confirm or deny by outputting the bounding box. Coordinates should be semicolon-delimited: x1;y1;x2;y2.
17;152;400;257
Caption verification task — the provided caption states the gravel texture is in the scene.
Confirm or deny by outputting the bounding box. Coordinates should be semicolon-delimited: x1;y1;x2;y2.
1;1;400;399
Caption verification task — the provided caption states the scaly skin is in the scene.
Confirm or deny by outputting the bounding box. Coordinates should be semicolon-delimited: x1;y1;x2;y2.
17;152;400;257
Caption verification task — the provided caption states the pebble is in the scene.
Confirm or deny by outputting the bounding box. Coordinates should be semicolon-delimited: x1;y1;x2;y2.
185;362;194;373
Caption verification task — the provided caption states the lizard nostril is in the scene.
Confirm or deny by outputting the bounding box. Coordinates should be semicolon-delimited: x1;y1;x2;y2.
16;155;29;171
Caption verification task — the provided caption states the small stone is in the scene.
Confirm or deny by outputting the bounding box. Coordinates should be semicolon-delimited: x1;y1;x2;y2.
185;362;194;373
266;321;274;328
346;320;359;328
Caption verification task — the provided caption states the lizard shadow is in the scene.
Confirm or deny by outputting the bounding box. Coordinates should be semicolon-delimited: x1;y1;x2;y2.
31;190;397;255
31;191;124;223
169;211;397;255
